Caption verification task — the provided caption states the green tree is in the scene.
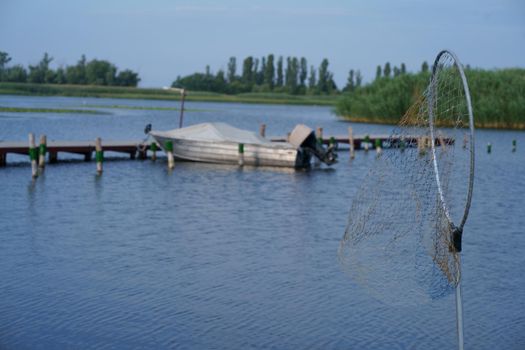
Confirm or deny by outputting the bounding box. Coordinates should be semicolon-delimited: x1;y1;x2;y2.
355;70;363;88
264;54;275;88
299;57;307;88
227;57;236;82
393;66;400;77
241;56;254;85
85;59;117;85
214;69;227;92
0;51;12;81
317;58;335;94
116;69;140;86
375;65;382;80
276;56;284;87
383;62;391;78
66;55;87;84
28;52;54;84
344;69;355;92
55;67;67;84
401;63;407;74
256;57;266;85
421;61;429;73
285;57;300;93
253;58;259;85
308;65;316;92
4;64;27;82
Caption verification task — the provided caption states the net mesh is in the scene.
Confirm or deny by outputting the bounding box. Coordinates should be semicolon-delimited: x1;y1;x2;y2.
338;52;473;305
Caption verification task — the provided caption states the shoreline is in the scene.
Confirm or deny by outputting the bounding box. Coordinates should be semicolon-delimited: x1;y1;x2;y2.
0;82;337;106
1;83;523;131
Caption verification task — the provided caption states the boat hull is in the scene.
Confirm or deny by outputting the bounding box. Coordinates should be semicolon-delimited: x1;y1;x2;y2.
151;134;310;168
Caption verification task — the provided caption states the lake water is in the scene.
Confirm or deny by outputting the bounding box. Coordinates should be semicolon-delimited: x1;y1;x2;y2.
1;95;524;349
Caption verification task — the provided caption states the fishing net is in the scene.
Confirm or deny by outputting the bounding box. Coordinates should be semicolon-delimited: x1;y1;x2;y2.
338;50;475;308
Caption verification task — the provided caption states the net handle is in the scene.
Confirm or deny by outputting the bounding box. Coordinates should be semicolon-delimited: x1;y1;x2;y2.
428;49;475;232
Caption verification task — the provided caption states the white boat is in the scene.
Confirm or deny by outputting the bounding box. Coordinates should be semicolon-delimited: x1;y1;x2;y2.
149;122;336;168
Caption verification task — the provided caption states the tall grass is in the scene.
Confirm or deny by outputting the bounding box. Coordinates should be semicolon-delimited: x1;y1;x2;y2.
335;69;525;129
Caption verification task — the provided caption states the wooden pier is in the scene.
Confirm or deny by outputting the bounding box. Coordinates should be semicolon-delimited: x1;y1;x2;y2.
0;139;153;166
0;134;453;167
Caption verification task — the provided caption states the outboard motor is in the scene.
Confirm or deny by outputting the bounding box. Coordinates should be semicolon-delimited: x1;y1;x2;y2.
288;124;337;165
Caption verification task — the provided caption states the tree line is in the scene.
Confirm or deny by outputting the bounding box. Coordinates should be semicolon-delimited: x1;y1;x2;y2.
336;64;525;128
172;54;339;95
0;51;140;87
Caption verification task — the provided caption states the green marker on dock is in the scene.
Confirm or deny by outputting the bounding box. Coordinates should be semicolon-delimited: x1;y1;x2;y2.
165;140;174;169
38;135;47;169
364;135;370;151
375;138;382;155
238;143;244;166
150;141;158;161
95;137;103;174
29;146;38;161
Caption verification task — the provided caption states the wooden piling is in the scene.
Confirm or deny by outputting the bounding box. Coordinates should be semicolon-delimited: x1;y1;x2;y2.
375;138;382;155
329;136;336;149
28;133;38;178
238;143;244;166
259;124;266;138
95;137;103;174
348;127;355;159
463;133;468;149
512;139;516;152
418;136;425;155
38;135;47;169
487;142;492;154
150;142;157;161
165;140;175;169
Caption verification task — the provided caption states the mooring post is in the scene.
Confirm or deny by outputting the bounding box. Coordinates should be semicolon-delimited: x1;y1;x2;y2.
329;136;336;149
238;143;245;166
418;136;425;155
364;135;370;152
348;127;355;159
28;133;38;178
95;137;103;174
38;135;47;169
463;133;468;149
259;124;266;138
400;137;406;152
512;139;516;152
150;142;158;161
165;140;175;169
375;138;382;155
487;142;492;154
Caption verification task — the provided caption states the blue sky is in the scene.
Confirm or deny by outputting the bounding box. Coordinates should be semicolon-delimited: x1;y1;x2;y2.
1;0;524;87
